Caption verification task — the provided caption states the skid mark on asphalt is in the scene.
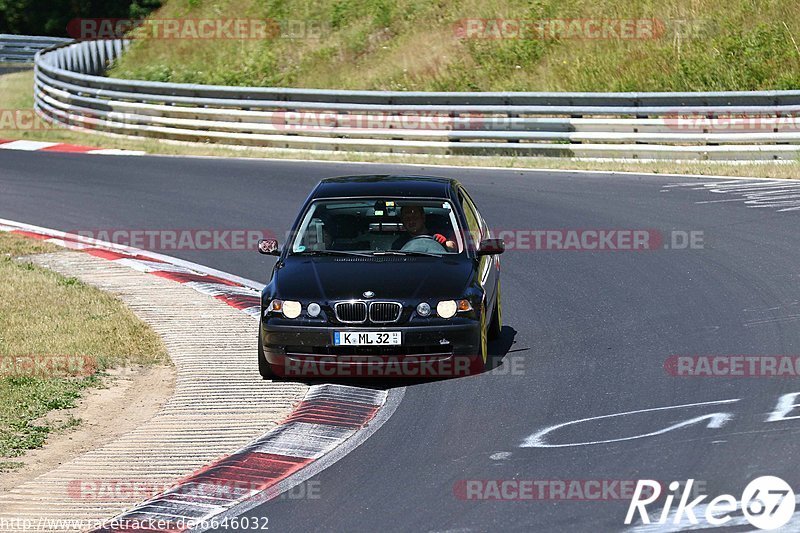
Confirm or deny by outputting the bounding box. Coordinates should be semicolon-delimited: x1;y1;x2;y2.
662;180;800;212
742;301;800;328
744;314;800;327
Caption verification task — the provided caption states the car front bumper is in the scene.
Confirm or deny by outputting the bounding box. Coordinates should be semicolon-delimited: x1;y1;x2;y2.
261;320;482;378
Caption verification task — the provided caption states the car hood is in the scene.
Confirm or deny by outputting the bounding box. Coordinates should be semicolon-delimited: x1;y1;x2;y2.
273;256;475;301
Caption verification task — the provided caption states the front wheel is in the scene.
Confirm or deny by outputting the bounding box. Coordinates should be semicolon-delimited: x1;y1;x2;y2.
488;280;502;340
258;323;276;380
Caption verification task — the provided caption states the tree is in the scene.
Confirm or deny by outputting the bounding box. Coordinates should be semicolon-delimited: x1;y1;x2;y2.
0;0;162;37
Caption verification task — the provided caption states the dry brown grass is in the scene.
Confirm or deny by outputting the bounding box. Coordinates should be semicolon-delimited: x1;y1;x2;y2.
0;231;167;368
0;231;168;459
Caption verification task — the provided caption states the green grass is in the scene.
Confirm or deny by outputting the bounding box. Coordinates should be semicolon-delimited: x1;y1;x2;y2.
107;0;800;92
0;232;168;460
0;69;169;152
0;375;100;457
0;461;25;473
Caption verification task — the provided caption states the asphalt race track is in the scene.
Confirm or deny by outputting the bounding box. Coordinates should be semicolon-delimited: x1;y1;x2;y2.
2;151;800;531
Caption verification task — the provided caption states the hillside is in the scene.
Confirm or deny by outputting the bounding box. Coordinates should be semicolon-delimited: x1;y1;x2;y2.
103;0;800;91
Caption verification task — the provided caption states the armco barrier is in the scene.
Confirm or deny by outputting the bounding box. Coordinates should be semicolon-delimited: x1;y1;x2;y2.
33;39;800;160
0;34;71;63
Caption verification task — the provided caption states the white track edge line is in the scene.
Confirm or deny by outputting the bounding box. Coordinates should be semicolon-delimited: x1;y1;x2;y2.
8;123;793;182
0;217;263;290
135;148;797;183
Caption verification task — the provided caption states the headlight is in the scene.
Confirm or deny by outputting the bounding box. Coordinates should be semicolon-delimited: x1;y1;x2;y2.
283;300;302;319
436;299;472;319
437;300;457;319
267;299;302;319
307;302;321;317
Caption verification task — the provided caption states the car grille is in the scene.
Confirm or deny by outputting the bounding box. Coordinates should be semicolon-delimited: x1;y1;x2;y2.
369;302;402;323
333;301;402;323
334;301;368;323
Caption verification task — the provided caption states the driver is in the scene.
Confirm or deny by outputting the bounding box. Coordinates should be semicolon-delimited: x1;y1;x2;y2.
392;205;456;251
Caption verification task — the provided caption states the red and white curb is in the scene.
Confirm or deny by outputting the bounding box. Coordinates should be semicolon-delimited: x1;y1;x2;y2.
0;218;262;317
0;218;402;532
96;385;389;532
0;139;144;155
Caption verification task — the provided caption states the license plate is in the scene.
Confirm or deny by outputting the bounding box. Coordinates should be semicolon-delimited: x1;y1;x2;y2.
334;331;401;346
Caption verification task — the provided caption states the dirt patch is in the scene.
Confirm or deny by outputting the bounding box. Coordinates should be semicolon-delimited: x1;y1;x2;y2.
0;364;175;494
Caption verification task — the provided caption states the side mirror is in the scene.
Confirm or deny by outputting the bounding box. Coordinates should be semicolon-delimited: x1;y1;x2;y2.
258;238;281;256
477;238;505;256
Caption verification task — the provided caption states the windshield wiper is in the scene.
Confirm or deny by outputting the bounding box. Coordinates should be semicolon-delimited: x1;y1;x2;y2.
372;250;442;257
293;250;373;257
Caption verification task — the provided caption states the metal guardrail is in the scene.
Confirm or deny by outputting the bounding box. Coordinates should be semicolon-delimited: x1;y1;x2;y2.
33;39;800;160
0;34;71;64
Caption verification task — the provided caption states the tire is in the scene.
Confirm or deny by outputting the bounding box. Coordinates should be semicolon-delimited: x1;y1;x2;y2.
258;323;276;380
472;302;488;374
488;280;502;340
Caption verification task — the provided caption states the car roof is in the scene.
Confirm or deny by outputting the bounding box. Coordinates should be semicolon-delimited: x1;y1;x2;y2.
312;175;460;200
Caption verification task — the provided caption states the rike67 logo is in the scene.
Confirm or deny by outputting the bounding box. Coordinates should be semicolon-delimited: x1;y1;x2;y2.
625;476;796;530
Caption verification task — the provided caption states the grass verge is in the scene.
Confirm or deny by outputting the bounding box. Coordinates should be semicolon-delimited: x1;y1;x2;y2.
0;232;168;464
108;0;800;93
1;68;799;179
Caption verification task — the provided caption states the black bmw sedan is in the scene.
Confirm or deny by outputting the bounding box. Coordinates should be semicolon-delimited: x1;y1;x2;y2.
257;175;504;379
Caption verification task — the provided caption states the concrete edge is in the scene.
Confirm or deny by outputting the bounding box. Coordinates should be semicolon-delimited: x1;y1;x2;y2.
0;220;403;532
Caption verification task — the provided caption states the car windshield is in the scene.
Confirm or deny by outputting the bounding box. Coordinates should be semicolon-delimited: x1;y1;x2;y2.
290;198;464;256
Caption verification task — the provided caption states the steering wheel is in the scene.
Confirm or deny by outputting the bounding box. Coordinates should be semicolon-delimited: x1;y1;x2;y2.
401;234;447;252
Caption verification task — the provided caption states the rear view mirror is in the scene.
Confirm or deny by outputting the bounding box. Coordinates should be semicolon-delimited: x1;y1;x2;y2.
477;238;505;256
258;238;281;256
